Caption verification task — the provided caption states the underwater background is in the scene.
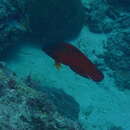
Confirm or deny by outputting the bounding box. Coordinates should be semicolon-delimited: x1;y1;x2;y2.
0;0;130;129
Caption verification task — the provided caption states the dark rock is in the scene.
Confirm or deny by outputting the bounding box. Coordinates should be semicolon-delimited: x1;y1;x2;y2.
114;14;130;30
0;0;84;55
107;0;130;11
27;0;84;43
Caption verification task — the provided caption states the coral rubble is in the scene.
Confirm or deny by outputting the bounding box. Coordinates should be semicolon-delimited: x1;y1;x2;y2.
0;63;84;130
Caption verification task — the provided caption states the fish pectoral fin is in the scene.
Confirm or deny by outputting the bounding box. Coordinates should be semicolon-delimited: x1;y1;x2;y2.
54;61;61;70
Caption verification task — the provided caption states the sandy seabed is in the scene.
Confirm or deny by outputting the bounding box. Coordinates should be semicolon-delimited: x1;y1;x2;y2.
5;27;130;130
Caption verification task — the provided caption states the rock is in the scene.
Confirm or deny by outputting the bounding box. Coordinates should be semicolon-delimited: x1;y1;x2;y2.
0;0;28;55
114;14;130;30
83;0;130;34
103;29;130;90
0;0;84;55
0;63;84;130
40;87;80;121
83;0;115;33
107;0;130;11
102;5;130;90
27;0;84;43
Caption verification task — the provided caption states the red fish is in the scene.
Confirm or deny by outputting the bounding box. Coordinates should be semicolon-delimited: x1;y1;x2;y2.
42;43;104;82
